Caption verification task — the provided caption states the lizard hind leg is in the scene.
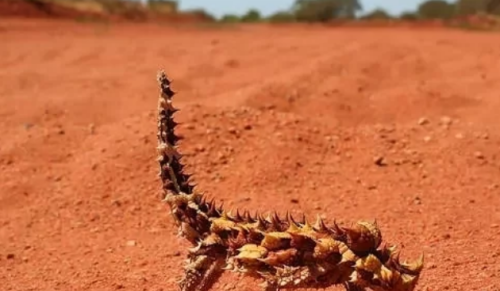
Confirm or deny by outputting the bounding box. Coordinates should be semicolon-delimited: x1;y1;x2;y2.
344;282;366;291
178;254;225;291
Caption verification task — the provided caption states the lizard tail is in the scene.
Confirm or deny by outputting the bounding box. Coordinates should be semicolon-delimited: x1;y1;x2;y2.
156;71;195;197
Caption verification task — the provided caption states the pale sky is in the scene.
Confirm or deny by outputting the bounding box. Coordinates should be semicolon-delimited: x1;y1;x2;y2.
177;0;434;17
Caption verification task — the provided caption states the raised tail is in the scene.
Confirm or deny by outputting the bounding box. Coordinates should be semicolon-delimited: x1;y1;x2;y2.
156;71;195;196
156;71;218;245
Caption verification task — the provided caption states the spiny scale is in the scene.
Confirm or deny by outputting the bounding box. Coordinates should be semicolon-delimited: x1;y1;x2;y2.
156;70;424;291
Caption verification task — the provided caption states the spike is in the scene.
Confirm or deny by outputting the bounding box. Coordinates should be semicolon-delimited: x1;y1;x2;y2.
188;241;203;253
302;214;311;228
235;209;243;221
288;213;298;226
242;210;249;221
314;214;328;232
390;248;401;267
271;211;282;229
253;210;260;222
265;212;272;223
207;201;217;216
402;253;425;274
286;219;300;233
257;214;266;225
332;219;344;235
301;213;307;225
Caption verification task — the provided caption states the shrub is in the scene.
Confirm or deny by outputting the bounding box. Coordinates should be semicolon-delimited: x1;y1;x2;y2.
147;0;177;15
292;0;362;22
417;0;455;20
399;11;418;20
360;8;392;20
219;14;240;23
241;9;261;22
455;0;500;16
267;11;296;23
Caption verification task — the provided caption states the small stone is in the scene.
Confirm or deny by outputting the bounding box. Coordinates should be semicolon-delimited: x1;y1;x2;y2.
6;254;15;259
439;116;453;127
238;197;251;203
88;123;96;135
418;117;429;125
373;156;387;166
427;263;437;269
290;198;299;204
126;240;137;247
487;184;499;190
170;251;181;257
195;145;206;153
243;124;252;130
474;151;484;159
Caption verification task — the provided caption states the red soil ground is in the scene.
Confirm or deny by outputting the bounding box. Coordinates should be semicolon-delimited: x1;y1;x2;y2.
1;18;500;291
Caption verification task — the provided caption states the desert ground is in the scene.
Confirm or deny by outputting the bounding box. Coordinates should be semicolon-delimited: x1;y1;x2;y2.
1;18;500;291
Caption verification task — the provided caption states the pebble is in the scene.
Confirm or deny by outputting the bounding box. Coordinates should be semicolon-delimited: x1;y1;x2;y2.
195;145;206;153
474;151;485;159
88;123;96;134
373;156;387;166
228;127;238;135
439;116;453;127
126;240;137;247
418;117;429;125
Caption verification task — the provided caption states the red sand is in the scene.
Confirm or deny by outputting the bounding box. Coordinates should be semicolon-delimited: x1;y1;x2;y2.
1;18;500;291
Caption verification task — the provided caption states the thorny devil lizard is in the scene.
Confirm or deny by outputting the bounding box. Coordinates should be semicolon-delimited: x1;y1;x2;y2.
155;71;424;291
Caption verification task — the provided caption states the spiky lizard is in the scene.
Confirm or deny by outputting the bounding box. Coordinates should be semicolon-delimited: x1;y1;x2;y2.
155;70;424;291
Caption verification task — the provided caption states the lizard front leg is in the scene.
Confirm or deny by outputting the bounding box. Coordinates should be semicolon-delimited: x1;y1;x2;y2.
178;254;225;291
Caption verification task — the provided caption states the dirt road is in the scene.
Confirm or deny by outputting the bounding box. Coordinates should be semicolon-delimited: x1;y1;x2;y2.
1;19;499;290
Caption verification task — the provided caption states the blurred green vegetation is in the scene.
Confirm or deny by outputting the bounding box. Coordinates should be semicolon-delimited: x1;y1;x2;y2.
25;0;500;27
215;0;500;24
